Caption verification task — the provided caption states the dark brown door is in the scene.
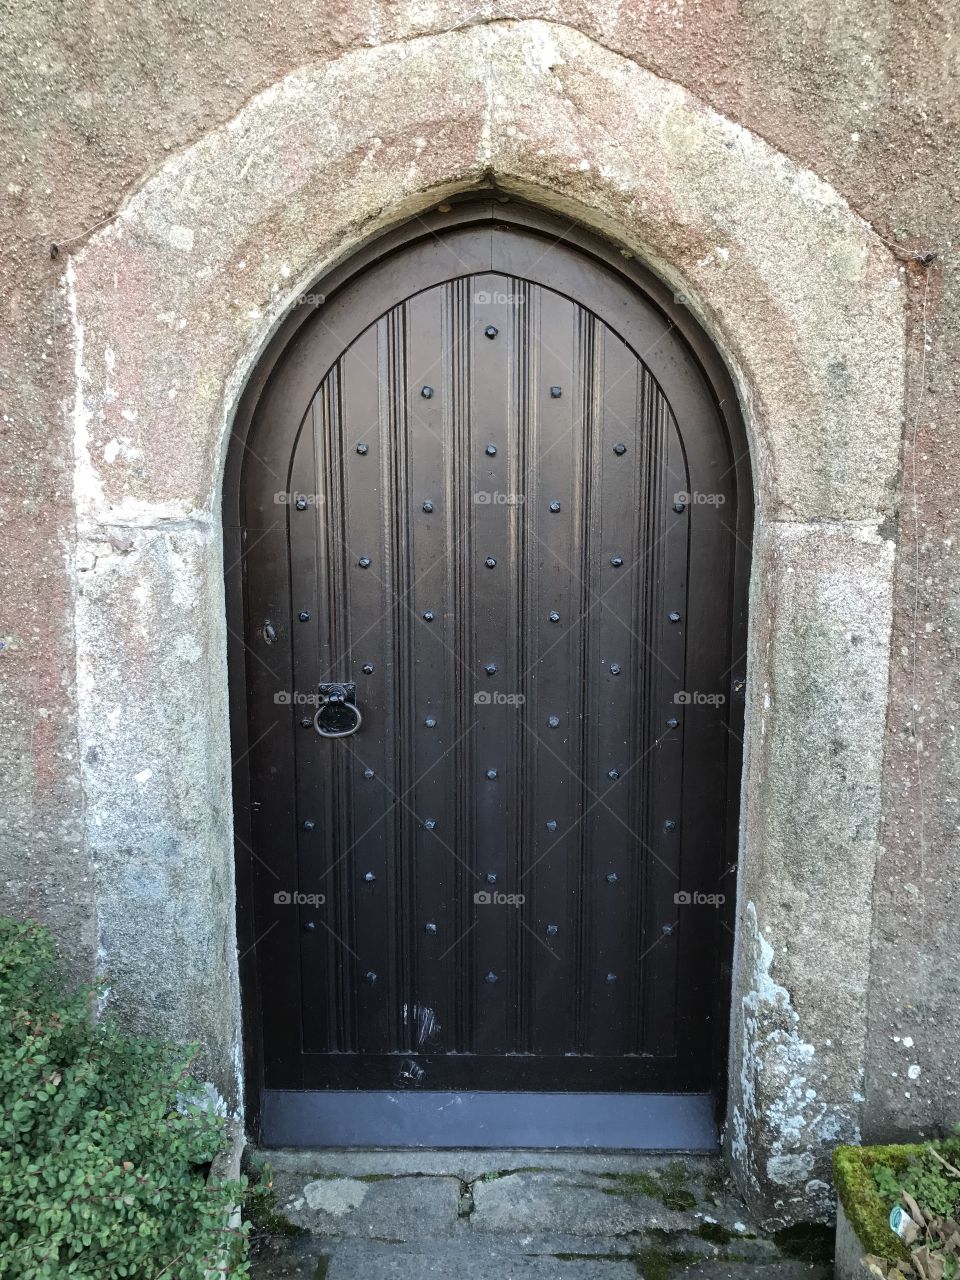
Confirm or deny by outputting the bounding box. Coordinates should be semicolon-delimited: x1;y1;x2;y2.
229;208;747;1143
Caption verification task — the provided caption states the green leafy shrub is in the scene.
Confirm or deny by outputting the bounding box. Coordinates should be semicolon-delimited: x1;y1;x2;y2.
0;917;249;1278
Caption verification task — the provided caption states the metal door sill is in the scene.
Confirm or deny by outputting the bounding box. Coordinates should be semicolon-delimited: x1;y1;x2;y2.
261;1090;717;1150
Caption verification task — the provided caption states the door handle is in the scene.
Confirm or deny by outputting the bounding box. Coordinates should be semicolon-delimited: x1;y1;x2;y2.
313;682;362;738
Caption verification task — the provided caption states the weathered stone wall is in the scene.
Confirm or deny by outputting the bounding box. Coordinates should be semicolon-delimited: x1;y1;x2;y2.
1;0;956;1226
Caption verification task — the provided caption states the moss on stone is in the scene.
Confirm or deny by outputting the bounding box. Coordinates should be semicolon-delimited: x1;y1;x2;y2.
312;1256;330;1280
242;1160;305;1240
703;1162;731;1202
834;1143;923;1263
476;1166;550;1182
632;1245;700;1279
698;1221;736;1244
600;1167;697;1212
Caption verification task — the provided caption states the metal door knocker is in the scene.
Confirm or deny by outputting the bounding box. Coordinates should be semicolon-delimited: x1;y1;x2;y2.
314;682;362;738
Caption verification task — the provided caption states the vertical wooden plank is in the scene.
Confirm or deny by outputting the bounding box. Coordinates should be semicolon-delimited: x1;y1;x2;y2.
470;272;518;1054
403;283;457;1075
520;284;581;1057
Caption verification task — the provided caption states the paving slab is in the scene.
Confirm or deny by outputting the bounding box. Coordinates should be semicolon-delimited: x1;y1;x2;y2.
469;1170;726;1236
324;1238;639;1278
272;1170;462;1239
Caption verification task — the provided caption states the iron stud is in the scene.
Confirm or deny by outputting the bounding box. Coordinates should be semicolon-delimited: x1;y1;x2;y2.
609;662;622;675
664;819;677;832
486;872;498;884
486;768;498;780
545;819;558;832
421;385;434;398
299;611;310;622
363;768;374;780
613;442;627;456
606;972;618;984
485;556;497;568
606;872;619;884
422;610;435;622
356;442;369;455
485;444;497;456
303;820;315;831
673;500;686;513
363;871;376;882
547;715;560;728
546;924;559;936
363;971;378;984
662;923;674;935
549;500;561;512
300;717;312;728
550;386;562;398
424;716;437;728
484;971;498;983
548;611;560;623
484;326;498;339
295;495;308;510
668;610;682;623
422;500;434;513
304;921;316;932
608;768;620;780
610;556;624;568
425;922;438;935
666;717;680;729
362;663;375;674
485;662;498;676
358;556;371;569
424;818;437;831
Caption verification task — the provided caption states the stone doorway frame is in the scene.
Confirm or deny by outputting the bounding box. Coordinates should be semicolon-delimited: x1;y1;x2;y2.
65;20;904;1223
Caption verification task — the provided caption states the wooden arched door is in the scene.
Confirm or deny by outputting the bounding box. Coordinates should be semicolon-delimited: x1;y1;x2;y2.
225;202;750;1147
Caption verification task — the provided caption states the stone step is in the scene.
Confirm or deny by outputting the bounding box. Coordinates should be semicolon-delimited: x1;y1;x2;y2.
251;1235;834;1280
270;1159;759;1241
254;1153;833;1280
